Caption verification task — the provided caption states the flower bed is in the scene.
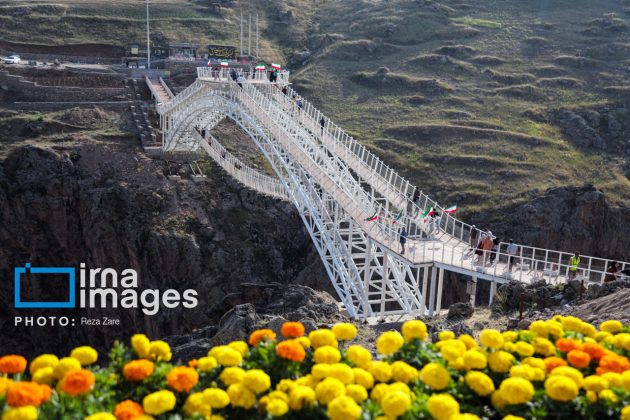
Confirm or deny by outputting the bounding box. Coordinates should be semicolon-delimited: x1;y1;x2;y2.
0;316;629;419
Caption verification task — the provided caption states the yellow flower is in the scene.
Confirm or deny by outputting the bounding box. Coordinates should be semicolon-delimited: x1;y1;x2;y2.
148;341;172;362
419;363;451;390
296;337;311;349
601;372;622;388
131;334;151;358
545;375;578;402
595;331;612;342
1;406;38;420
70;346;98;366
621;405;630;420
308;329;338;349
533;337;556;357
600;320;623;333
391;361;418;383
580;322;597;338
583;375;609;392
523;357;546;370
529;320;548;336
439;331;455;341
465;371;495;396
312;363;330;380
227;383;256;409
84;413;116;420
463;350;487;370
427;394;460;420
622;371;630;390
598;389;617;403
402;320;428;341
546;320;564;338
549;366;583;388
502;331;519;342
243;369;271;394
345;384;368;403
214;347;242;367
29;354;59;374
184;392;211;417
267;399;289;417
277;379;295;394
289;386;316;410
314;346;341;364
370;383;390;403
488;351;514;373
346;345;371;368
503;416;526;420
561;316;582;332
368;361;392;383
455;415;480;420
32;367;55;385
480;329;504;350
586;390;598;403
515;342;534;357
441;341;465;362
381;390;411;417
332;323;357;341
202;388;230;409
143;390;177;415
459;334;478;350
197;356;218;372
316;377;346;405
376;331;404;355
53;357;81;380
328;363;354;384
352;368;374;389
328;395;361;420
228;341;249;357
491;390;507;410
219;367;245;385
499;377;534;405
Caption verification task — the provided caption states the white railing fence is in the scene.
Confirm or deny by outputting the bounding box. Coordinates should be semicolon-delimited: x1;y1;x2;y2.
197;67;290;85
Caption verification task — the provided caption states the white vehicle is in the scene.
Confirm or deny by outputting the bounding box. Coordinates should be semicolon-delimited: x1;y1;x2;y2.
4;55;21;64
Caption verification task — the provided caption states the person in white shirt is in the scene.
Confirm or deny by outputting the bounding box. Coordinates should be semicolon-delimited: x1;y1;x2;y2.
507;239;519;271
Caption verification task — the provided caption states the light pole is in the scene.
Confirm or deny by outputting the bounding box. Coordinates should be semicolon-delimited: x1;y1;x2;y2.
146;0;151;70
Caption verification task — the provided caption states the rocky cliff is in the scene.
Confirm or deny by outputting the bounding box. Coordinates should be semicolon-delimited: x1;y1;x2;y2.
0;141;329;358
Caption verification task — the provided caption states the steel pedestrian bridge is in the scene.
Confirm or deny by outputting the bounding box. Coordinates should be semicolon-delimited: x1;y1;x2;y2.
149;68;629;319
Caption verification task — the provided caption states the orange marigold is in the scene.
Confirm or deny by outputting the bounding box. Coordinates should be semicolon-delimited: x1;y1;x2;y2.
123;359;155;382
114;400;145;420
567;350;591;369
60;369;95;396
0;355;27;375
582;342;607;361
596;354;630;375
249;329;277;346
281;322;306;338
556;338;582;353
6;382;50;407
544;357;568;373
166;366;199;393
276;339;306;362
188;359;199;369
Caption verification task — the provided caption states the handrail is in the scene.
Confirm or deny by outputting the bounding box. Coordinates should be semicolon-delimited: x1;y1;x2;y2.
192;129;288;200
196;67;290;86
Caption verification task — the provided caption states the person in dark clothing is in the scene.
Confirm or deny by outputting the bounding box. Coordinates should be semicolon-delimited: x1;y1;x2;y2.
200;128;206;138
230;69;237;81
319;117;325;132
605;261;619;282
489;237;500;262
469;225;478;251
282;86;288;95
400;228;408;255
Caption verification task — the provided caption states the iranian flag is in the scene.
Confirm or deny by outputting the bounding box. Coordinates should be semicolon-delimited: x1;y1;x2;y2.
271;63;282;70
392;209;404;224
366;210;378;222
220;61;229;68
255;64;266;70
421;207;434;221
445;205;457;214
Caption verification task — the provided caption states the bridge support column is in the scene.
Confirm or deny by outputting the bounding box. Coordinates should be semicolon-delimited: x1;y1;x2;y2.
362;238;372;321
468;277;478;307
428;266;437;317
380;250;389;320
489;281;497;306
436;267;444;314
421;267;429;315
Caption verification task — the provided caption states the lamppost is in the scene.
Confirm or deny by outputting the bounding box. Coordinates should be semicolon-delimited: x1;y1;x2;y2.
146;0;151;70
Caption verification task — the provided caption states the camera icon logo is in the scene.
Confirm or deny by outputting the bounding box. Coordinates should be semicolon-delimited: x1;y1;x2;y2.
14;263;76;309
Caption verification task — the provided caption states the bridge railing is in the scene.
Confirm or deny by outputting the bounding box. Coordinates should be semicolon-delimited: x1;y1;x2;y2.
197;67;290;85
192;129;288;200
159;77;175;99
233;83;432;248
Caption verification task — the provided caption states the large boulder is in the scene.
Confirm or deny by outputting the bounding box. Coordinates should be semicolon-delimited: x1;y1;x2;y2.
447;302;474;320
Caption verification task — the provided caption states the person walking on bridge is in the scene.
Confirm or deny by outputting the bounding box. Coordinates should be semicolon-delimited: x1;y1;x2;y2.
482;232;494;265
507;239;519;272
568;251;581;281
432;212;441;239
320;117;326;133
400;227;408;255
469;225;478;251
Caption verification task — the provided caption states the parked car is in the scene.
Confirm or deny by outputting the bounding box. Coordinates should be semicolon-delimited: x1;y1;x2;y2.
4;55;20;64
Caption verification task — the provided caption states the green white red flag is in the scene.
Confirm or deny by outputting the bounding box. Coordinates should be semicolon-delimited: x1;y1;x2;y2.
255;64;266;70
220;61;229;67
445;205;457;214
271;63;282;70
421;207;434;221
366;210;378;222
392;209;403;224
